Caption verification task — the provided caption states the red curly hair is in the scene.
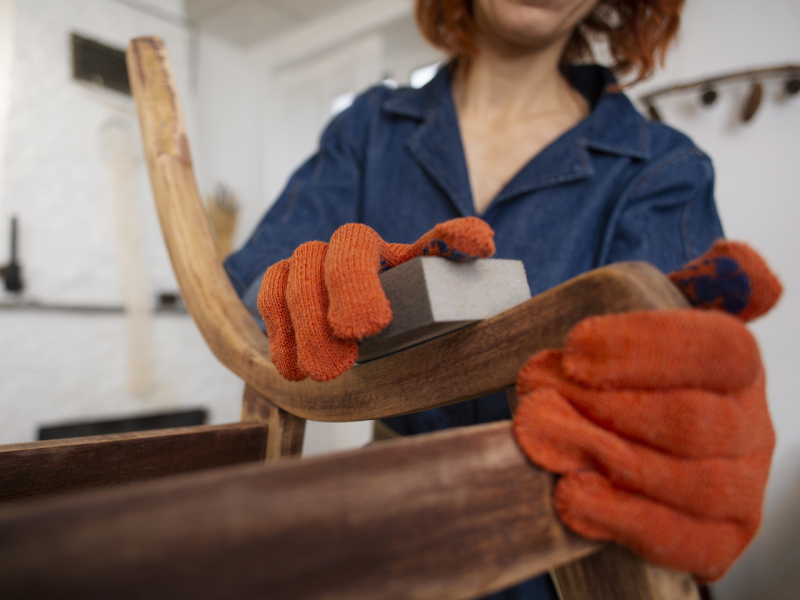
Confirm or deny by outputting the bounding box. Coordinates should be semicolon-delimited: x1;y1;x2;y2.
415;0;685;84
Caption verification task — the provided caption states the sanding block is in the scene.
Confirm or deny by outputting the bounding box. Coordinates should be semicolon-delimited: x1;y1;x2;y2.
357;257;530;362
242;257;531;363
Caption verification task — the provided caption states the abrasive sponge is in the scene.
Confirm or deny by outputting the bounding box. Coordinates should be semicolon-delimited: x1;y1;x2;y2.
358;257;530;362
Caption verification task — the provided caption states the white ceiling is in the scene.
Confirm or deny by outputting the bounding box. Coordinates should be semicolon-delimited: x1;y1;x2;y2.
186;0;366;48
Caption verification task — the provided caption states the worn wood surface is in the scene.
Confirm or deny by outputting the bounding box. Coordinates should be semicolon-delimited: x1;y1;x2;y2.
127;37;689;423
554;544;701;600
0;423;267;502
0;421;597;600
241;384;305;461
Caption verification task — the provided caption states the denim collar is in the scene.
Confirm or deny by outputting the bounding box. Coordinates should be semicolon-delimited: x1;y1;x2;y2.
382;64;649;217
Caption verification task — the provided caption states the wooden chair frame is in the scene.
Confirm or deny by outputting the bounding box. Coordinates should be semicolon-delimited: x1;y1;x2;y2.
0;37;701;600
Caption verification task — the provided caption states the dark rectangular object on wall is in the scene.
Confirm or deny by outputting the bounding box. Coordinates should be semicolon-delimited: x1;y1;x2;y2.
38;408;208;440
71;33;131;95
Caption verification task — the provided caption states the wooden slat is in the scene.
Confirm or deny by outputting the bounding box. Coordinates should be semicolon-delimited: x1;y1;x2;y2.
241;384;305;461
127;37;690;423
0;422;597;600
0;423;267;502
554;544;700;600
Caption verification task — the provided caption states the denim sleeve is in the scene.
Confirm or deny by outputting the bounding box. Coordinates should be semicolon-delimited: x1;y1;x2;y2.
223;91;374;298
602;148;725;274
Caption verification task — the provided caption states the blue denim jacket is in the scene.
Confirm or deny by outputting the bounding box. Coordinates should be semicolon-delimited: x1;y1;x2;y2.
226;62;723;425
225;64;723;600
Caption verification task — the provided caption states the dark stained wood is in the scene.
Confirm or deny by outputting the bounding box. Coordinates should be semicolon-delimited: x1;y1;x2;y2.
554;544;701;600
0;422;598;600
0;423;267;502
126;37;690;423
241;384;305;461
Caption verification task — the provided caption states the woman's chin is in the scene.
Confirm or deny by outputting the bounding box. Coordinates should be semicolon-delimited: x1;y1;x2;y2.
475;0;598;52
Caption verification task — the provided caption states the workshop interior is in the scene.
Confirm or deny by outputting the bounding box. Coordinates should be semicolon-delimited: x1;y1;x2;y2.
0;1;798;598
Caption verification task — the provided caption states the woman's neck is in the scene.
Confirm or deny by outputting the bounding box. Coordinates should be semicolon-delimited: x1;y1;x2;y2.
450;32;590;215
451;32;585;123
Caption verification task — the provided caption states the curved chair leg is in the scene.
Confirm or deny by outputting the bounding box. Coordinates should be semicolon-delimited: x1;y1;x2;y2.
241;384;305;462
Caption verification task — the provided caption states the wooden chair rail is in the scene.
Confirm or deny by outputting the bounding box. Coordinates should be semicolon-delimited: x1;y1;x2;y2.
0;422;594;599
0;421;700;600
127;37;689;423
0;423;267;502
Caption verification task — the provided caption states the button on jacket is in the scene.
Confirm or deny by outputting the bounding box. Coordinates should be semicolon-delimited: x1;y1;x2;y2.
224;63;724;600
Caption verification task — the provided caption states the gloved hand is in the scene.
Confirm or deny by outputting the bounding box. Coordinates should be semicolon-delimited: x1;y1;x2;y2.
258;217;495;382
512;240;782;581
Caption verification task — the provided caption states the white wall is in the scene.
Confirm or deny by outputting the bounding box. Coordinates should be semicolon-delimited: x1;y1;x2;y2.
0;0;436;450
194;34;264;251
0;0;243;443
243;0;438;222
629;1;800;597
2;310;242;441
0;0;195;305
0;0;14;221
264;34;385;208
382;13;444;86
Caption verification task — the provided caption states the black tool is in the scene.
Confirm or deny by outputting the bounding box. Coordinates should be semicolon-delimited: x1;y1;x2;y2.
1;217;23;292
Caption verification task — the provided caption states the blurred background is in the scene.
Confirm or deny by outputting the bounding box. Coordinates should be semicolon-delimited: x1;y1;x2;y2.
0;1;797;597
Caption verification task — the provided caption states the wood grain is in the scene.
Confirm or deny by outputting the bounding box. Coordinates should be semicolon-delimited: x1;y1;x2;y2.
241;384;305;461
0;421;597;600
126;37;689;423
0;423;267;502
554;544;701;600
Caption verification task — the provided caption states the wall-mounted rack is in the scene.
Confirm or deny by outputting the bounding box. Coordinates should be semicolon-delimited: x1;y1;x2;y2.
640;64;800;123
0;302;189;315
0;292;188;315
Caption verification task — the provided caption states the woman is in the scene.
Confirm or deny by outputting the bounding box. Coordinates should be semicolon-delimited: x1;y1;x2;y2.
225;1;775;597
227;0;721;426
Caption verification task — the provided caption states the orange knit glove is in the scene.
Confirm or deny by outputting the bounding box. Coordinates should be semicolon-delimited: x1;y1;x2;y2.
258;217;495;382
513;241;782;582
